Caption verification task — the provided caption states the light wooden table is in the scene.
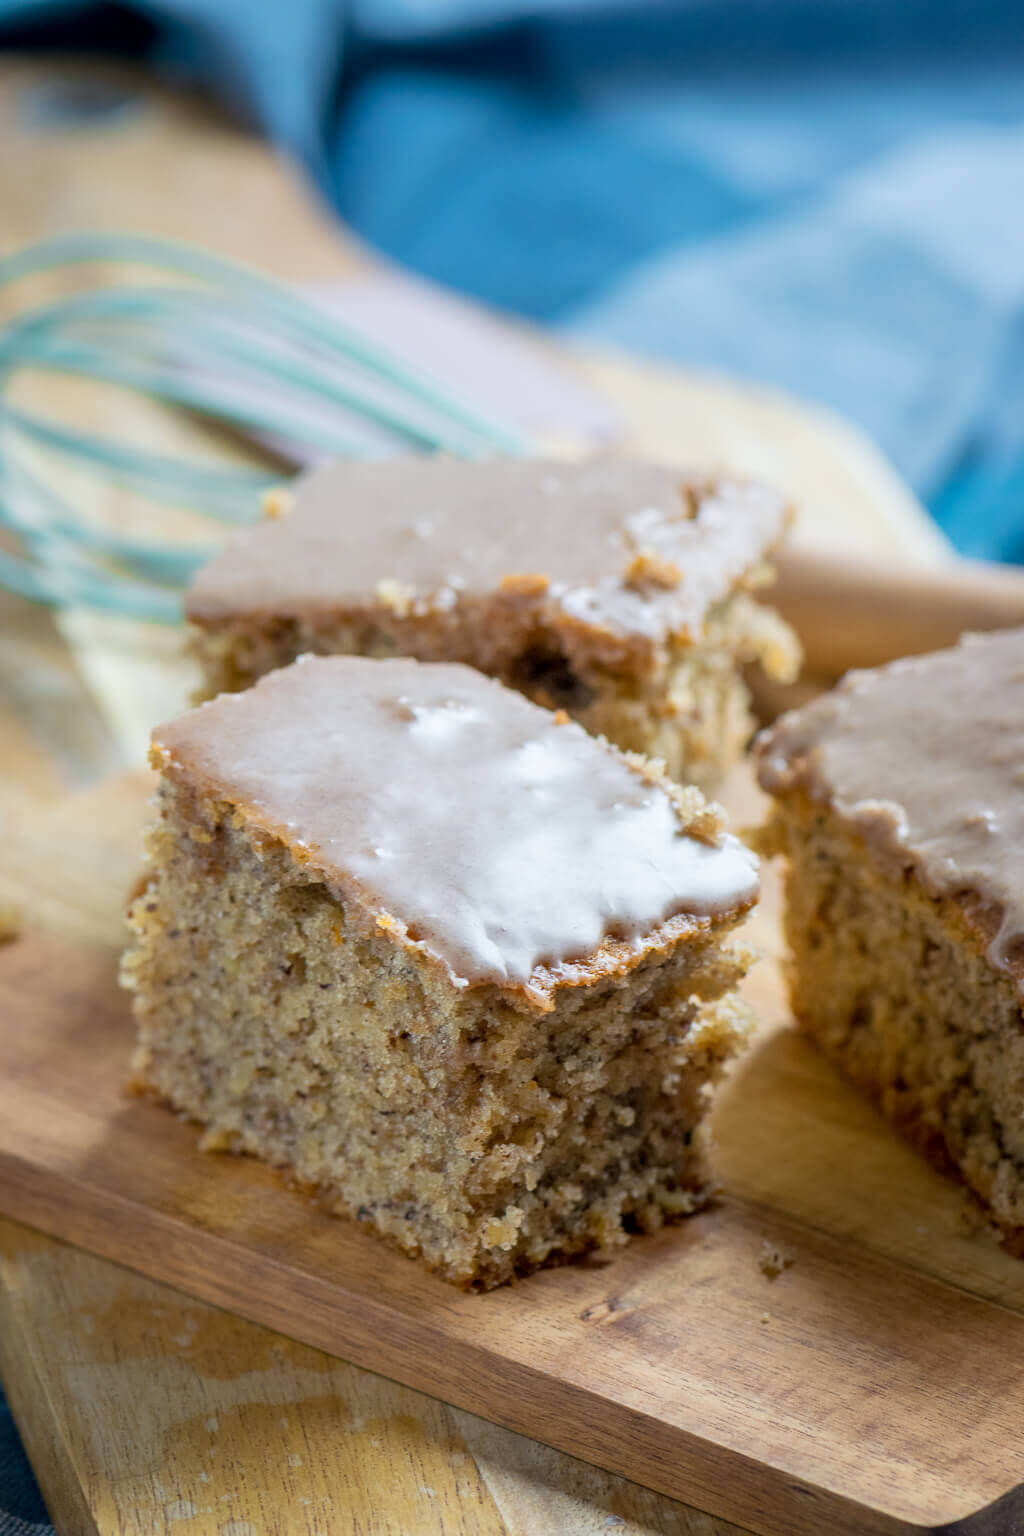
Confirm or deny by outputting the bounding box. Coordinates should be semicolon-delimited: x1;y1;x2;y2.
0;54;951;1536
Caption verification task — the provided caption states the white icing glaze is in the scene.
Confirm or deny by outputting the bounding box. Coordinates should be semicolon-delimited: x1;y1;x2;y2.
186;457;787;647
756;629;1024;979
157;656;759;994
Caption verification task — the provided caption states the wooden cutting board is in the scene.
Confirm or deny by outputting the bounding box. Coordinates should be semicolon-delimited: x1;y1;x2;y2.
2;766;1024;1536
4;52;1024;1536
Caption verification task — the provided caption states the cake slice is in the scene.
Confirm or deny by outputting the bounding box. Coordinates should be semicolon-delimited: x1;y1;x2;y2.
186;456;799;791
122;655;759;1288
755;628;1024;1238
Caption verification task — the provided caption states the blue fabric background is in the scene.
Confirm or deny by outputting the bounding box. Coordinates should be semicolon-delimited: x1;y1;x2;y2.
4;0;1024;561
2;1;1024;1525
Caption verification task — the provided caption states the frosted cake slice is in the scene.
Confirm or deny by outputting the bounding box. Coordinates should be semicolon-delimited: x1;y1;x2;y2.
123;654;759;1288
186;455;799;790
756;629;1024;1238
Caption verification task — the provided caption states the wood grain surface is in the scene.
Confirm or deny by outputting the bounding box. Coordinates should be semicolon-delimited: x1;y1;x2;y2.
2;769;1024;1536
0;49;1013;1536
1;1219;741;1536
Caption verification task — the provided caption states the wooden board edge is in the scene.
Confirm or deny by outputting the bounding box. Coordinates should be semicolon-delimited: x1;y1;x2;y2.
0;1140;999;1536
0;1257;100;1536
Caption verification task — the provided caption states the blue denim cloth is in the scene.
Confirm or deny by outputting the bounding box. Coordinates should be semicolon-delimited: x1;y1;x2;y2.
2;2;1024;1525
0;1397;50;1535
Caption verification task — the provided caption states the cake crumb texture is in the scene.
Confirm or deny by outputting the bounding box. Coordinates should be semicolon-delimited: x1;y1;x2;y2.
123;780;754;1287
123;656;758;1287
761;796;1024;1236
758;1238;794;1280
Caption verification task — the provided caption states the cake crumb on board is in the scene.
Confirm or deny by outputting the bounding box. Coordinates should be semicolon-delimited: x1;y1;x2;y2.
758;1238;794;1280
0;902;22;944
